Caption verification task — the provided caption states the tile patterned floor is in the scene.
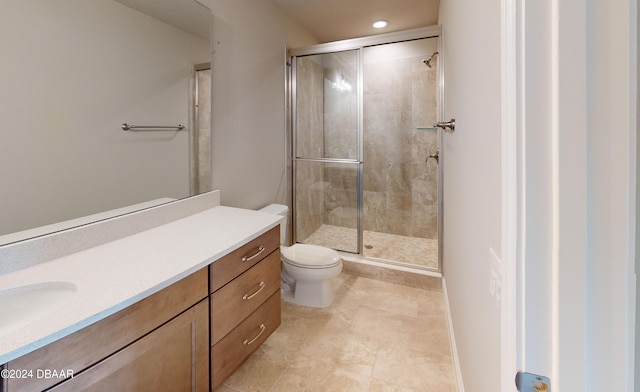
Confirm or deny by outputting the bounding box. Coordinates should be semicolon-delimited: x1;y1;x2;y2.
302;225;439;270
218;273;457;392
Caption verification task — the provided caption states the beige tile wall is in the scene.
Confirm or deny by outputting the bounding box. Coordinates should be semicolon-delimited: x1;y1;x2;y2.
362;54;438;239
295;57;325;241
196;68;212;193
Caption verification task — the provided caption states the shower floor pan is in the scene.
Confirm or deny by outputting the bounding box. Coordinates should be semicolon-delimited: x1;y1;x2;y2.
301;224;438;270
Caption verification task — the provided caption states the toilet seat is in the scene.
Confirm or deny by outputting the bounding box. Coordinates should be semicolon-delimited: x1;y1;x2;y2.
281;244;341;269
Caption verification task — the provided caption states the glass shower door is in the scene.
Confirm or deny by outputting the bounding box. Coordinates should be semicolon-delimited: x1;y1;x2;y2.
361;38;440;269
292;49;361;254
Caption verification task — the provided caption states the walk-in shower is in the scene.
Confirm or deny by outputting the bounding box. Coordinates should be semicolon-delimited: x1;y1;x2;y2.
289;27;442;271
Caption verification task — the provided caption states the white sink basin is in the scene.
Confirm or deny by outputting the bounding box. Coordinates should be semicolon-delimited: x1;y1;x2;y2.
0;282;77;337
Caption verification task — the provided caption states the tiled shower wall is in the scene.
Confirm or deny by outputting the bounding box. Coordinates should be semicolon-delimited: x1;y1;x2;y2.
362;54;438;239
294;57;325;241
196;68;212;193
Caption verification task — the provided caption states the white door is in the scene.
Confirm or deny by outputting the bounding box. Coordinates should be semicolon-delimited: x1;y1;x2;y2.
504;1;637;391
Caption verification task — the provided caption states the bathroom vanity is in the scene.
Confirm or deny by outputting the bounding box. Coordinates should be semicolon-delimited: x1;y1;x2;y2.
4;270;209;392
0;191;282;391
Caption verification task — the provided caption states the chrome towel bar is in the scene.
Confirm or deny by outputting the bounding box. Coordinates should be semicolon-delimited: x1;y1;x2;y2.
121;123;185;131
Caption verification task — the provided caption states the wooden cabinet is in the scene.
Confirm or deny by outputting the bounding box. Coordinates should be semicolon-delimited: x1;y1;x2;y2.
49;299;208;392
6;268;209;392
210;226;281;390
2;225;282;392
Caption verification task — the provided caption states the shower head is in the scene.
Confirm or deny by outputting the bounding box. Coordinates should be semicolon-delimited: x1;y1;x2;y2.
423;51;439;68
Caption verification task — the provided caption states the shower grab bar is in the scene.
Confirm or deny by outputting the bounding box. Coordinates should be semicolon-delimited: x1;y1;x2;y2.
434;118;455;133
121;123;185;131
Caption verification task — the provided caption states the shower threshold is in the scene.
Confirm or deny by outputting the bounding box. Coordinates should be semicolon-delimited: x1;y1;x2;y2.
301;224;439;270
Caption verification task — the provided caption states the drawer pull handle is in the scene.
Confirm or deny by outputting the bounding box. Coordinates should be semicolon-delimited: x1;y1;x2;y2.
241;246;265;262
243;281;266;300
243;324;266;345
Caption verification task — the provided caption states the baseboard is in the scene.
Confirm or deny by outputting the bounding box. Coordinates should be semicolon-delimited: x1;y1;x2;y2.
442;277;465;392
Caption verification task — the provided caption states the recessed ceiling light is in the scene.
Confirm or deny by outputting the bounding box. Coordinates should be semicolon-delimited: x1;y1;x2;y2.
372;20;388;29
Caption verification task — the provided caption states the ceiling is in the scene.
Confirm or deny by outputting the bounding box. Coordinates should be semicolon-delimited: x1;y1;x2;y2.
273;0;440;43
114;0;440;45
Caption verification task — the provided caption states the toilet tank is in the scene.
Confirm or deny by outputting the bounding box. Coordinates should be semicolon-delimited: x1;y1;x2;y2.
258;204;288;245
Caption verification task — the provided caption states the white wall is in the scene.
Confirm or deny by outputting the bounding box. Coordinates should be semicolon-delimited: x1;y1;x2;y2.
438;1;503;391
0;0;209;236
585;0;635;390
200;0;317;209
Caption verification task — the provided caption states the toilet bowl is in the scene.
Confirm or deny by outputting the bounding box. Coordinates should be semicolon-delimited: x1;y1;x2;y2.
280;243;342;308
258;204;343;308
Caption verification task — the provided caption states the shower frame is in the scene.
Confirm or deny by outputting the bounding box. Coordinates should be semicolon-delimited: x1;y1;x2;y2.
287;25;444;272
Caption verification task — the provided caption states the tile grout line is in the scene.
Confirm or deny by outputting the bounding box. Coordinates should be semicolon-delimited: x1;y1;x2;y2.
267;363;291;392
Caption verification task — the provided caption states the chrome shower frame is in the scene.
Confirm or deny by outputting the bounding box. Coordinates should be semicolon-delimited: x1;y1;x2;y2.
287;25;444;272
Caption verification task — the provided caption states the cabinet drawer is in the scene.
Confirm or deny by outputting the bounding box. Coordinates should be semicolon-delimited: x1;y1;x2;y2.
211;249;280;344
210;225;279;292
7;268;208;392
211;291;281;390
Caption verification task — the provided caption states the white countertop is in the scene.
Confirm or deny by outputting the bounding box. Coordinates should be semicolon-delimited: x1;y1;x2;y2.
0;206;281;364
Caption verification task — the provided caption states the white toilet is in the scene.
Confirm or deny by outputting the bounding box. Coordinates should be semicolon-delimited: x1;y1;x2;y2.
259;204;342;308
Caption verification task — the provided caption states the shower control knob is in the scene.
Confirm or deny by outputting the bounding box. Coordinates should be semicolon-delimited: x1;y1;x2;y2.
427;149;439;164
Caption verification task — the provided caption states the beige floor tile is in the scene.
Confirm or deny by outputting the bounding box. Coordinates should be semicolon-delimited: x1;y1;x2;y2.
257;327;307;364
369;379;422;392
297;330;379;376
344;276;426;317
373;341;456;391
222;346;289;392
269;357;334;392
221;272;457;392
349;305;431;344
416;290;447;321
316;368;375;391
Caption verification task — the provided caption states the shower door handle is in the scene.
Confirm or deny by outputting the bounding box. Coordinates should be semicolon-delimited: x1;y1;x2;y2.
434;118;455;132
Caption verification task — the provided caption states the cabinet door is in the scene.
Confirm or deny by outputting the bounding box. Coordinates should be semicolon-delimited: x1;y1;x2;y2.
8;268;208;392
50;299;209;392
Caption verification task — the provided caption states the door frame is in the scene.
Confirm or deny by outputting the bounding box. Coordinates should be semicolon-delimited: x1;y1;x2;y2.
501;0;638;391
499;0;519;390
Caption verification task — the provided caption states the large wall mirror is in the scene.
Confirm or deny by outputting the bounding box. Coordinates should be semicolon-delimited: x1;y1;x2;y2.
0;0;211;245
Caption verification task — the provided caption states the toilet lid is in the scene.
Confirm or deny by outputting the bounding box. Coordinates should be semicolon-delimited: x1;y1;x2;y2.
281;244;341;269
